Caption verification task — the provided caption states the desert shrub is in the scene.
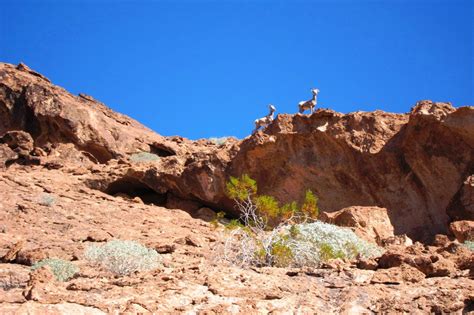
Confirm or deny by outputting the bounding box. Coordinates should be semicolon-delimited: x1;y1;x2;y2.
284;221;383;267
210;211;226;229
209;137;231;146
129;152;160;163
38;193;55;206
225;174;319;226
85;240;161;275
219;174;381;268
463;240;474;251
31;258;78;281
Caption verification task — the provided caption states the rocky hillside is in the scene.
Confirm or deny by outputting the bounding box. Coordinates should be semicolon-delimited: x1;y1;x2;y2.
0;62;473;313
1;62;472;242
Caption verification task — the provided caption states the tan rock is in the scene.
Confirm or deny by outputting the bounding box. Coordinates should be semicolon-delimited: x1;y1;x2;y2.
371;264;425;284
0;143;17;167
320;206;394;245
449;220;474;243
381;234;413;247
195;207;217;221
1;240;24;262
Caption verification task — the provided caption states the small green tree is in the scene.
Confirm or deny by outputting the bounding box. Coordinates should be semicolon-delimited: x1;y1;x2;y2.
300;190;319;219
225;174;318;226
226;174;257;201
221;174;321;267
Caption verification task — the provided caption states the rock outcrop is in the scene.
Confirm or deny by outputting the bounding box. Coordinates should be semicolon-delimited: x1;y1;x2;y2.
1;62;473;243
319;206;394;245
450;220;474;243
229;102;474;242
0;62;473;313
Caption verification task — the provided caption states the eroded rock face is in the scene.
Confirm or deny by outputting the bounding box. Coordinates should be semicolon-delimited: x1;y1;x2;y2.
1;62;473;243
229;102;474;242
0;63;473;313
0;62;170;163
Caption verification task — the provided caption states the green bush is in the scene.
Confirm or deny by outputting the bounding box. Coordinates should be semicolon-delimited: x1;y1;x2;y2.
85;240;161;276
31;258;78;281
284;221;383;266
225;174;319;225
220;175;381;268
129;152;160;163
226;174;257;201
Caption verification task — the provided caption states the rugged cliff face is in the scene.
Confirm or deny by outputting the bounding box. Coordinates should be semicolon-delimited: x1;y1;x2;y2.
230;103;474;242
1;62;473;242
1;62;473;313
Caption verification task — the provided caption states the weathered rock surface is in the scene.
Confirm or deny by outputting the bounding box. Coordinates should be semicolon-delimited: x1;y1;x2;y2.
450;220;474;243
229;101;474;242
0;62;473;313
2;62;473;243
0;165;472;313
319;206;394;245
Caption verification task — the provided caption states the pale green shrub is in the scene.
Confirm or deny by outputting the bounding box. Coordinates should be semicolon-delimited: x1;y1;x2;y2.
220;175;382;268
209;137;231;146
38;193;55;206
85;240;161;275
31;258;78;281
129;152;160;163
283;221;383;267
463;240;474;251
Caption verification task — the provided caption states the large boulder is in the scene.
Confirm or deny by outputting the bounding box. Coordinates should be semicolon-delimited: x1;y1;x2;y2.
319;206;394;245
449;220;474;243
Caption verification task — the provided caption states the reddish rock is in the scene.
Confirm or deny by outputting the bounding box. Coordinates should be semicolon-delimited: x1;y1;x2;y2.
0;62;171;163
0;130;34;155
1;240;24;262
371;264;425;284
432;234;452;247
378;245;458;277
0;143;17;167
356;256;378;270
0;63;473;313
381;234;413;247
195;207;217;221
320;206;394;245
2;63;473;242
449;220;474;243
448;175;474;221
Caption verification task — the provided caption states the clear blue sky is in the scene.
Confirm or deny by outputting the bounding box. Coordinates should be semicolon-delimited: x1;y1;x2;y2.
1;0;472;139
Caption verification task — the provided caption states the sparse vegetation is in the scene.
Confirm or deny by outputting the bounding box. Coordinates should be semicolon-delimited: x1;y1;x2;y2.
31;258;78;281
463;240;474;251
210;211;226;229
129;152;160;163
85;240;161;275
284;221;383;267
209;137;231;146
38;193;55;207
219;174;382;268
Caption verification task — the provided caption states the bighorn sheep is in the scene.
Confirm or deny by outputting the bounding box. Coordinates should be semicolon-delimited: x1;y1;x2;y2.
253;104;276;134
298;88;319;114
